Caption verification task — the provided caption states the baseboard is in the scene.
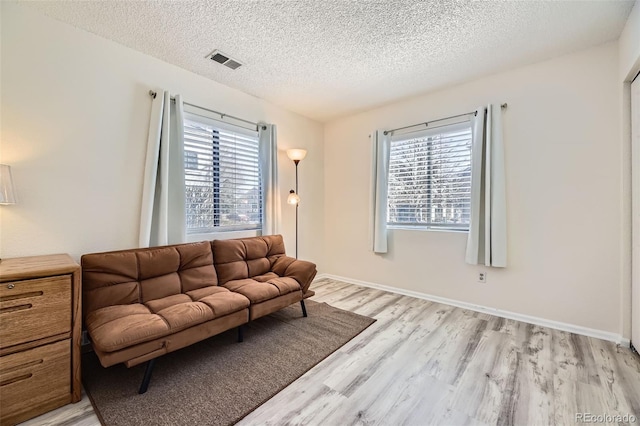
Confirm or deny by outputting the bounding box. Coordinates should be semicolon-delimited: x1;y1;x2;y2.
314;273;629;347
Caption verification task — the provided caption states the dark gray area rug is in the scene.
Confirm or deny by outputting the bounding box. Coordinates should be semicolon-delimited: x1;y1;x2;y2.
83;300;375;426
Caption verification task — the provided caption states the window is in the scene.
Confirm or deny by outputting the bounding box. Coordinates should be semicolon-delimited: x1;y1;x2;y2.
183;112;261;233
387;122;472;231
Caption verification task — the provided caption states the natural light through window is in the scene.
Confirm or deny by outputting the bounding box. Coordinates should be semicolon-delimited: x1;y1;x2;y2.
387;122;472;231
183;113;262;233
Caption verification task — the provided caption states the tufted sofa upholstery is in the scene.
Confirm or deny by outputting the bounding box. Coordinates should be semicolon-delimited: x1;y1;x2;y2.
212;235;317;320
81;235;316;392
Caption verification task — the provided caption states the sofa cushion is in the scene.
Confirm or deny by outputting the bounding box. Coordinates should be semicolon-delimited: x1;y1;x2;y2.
145;294;192;313
251;272;279;282
86;304;170;353
157;302;215;333
88;289;250;353
185;285;250;317
222;279;279;303
199;292;250;317
139;272;182;303
263;235;286;262
137;247;180;282
138;245;217;302
143;288;247;332
265;277;301;295
212;239;249;284
243;238;270;277
82;241;217;318
84;281;139;317
222;277;299;304
82;252;140;315
176;243;217;292
212;235;287;284
186;286;229;301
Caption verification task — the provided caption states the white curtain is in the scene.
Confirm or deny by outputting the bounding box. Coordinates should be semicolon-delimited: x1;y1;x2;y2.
370;130;391;253
139;91;186;247
259;123;280;235
466;104;507;267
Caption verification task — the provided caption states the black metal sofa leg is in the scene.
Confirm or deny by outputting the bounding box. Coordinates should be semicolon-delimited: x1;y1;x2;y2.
139;358;157;394
237;325;244;342
300;300;308;317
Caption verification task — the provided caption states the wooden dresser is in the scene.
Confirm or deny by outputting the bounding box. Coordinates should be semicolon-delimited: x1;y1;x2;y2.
0;254;81;425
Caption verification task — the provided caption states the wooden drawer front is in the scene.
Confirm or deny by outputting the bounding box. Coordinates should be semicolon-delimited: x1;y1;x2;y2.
0;340;71;423
0;275;71;349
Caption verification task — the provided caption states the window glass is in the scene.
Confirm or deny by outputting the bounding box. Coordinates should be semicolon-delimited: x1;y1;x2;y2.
183;113;262;233
387;122;472;231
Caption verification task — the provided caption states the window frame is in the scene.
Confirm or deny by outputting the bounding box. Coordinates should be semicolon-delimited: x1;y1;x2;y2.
182;107;262;238
386;120;472;233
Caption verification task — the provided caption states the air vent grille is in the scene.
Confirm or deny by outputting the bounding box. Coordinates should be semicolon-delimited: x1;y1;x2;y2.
225;59;242;70
211;53;228;64
207;50;243;70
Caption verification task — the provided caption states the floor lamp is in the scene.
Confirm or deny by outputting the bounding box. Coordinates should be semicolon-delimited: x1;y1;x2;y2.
286;149;307;259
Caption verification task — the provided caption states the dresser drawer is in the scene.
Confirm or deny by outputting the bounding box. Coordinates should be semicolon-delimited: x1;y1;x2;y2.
0;275;72;349
0;339;71;424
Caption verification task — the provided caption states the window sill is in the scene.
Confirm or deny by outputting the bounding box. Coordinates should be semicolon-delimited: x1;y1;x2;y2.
387;225;468;234
186;229;261;243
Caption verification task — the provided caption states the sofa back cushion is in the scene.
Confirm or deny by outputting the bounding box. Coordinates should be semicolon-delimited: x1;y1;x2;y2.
212;235;286;284
82;241;217;318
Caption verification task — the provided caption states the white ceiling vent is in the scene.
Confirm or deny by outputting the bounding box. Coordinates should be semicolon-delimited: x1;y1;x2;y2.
207;50;242;70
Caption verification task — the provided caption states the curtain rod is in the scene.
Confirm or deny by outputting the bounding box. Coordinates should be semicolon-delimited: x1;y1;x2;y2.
383;103;508;136
149;90;265;130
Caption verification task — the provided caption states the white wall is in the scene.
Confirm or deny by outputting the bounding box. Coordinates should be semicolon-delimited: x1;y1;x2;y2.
0;2;324;267
620;0;640;82
324;42;623;335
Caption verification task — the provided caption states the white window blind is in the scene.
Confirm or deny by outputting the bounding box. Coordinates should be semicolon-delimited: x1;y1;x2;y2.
183;112;261;233
387;122;472;230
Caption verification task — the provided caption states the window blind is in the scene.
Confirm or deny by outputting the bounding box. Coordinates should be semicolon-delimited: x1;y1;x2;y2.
183;113;261;233
387;122;472;230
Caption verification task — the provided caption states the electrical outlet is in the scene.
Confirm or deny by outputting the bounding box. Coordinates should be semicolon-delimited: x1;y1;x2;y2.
478;272;487;283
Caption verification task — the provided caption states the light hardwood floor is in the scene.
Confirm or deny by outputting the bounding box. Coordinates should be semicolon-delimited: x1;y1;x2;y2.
22;278;640;425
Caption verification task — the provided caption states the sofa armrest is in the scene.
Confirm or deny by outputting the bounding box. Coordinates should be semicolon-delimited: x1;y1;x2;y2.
272;256;317;294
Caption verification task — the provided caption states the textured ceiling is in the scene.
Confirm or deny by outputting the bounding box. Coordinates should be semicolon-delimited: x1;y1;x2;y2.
23;0;635;122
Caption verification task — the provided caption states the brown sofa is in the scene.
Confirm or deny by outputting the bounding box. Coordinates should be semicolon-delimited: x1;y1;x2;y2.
81;235;316;393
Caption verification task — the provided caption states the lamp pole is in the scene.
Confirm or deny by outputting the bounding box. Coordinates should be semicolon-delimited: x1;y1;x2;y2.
294;159;300;259
287;149;306;260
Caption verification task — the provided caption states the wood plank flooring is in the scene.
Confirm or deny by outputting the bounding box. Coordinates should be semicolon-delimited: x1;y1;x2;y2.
21;278;640;425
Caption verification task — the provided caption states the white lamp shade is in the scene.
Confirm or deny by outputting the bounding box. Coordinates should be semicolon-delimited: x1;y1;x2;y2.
286;149;307;162
287;191;300;205
0;164;16;205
